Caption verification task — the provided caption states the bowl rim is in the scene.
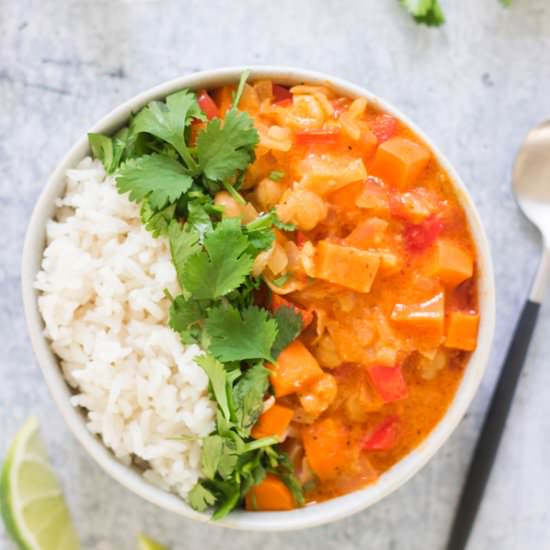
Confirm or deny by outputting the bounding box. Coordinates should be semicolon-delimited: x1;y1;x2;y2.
21;65;496;531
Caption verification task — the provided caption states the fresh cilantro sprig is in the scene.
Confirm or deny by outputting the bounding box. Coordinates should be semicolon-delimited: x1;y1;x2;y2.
400;0;445;26
88;71;305;518
400;0;512;27
188;355;303;518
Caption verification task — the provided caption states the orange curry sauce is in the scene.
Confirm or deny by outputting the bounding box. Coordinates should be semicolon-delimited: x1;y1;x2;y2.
205;80;479;508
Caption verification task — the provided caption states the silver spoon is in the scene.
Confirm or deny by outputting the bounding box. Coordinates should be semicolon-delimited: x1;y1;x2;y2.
446;121;550;550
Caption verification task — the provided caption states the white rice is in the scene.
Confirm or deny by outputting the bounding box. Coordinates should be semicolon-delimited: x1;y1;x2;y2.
35;158;215;498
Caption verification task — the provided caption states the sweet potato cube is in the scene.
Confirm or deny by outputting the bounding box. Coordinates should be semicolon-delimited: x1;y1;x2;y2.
269;340;324;397
370;137;430;188
430;240;474;287
303;418;354;480
315;241;380;293
445;311;480;351
245;474;294;511
251;404;295;440
391;292;445;342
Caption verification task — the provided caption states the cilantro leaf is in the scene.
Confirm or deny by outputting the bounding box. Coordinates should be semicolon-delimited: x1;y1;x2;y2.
169;294;205;342
117;154;193;210
131;89;203;169
88;132;126;173
271;306;303;358
232;363;270;434
182;218;254;299
196;354;231;420
197;108;259;182
205;305;278;362
187;200;213;242
140;201;176;237
188;482;217;512
201;435;224;479
168;221;201;291
400;0;445;26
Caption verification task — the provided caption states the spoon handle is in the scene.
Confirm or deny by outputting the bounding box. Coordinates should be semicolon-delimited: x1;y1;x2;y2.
445;299;540;550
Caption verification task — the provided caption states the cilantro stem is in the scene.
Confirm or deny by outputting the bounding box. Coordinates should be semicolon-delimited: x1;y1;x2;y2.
245;212;274;232
222;180;246;206
232;70;251;108
242;436;279;452
175;143;199;173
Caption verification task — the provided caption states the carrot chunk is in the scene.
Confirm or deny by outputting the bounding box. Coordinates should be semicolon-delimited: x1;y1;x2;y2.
390;292;445;338
367;365;408;402
213;84;235;118
268;340;324;397
445;311;480;351
303;418;353;480
370;137;430;188
429;240;474;287
245;474;294;511
327;180;363;210
251;403;294;440
315;241;380;293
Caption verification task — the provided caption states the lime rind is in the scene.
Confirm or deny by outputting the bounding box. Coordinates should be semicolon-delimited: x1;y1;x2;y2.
138;534;170;550
0;417;80;550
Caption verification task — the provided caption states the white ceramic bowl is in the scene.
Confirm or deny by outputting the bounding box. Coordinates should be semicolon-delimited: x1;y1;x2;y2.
21;66;495;531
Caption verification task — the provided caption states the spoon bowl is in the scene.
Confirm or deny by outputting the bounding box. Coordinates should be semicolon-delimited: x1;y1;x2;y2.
513;119;550;302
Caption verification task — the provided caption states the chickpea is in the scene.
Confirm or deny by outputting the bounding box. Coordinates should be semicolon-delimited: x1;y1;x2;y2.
298;373;337;419
276;189;327;231
214;191;258;223
255;177;285;211
313;333;342;369
214;191;242;218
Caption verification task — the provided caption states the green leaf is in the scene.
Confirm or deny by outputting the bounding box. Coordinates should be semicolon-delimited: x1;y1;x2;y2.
182;218;254;300
196;354;231;420
201;435;224;479
131;89;203;168
187;200;213;242
211;485;241;520
232;363;270;433
268;170;285;182
88;133;126;173
271;306;303;358
168;221;201;291
205;305;278;362
140;201;176;238
197;108;259;182
400;0;445;26
169;294;205;337
271;273;291;288
117;154;193;210
188;482;217;512
499;0;512;5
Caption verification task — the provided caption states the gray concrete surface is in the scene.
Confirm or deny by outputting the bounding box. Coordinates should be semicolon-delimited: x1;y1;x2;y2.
2;0;550;548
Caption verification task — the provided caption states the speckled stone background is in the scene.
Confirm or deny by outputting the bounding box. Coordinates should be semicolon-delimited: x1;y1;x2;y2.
2;1;550;549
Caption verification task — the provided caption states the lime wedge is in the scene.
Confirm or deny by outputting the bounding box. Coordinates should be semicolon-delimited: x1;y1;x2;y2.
0;417;80;550
138;534;169;550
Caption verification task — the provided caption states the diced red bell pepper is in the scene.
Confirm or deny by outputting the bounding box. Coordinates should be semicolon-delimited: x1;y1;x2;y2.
271;294;313;329
367;364;408;402
370;114;398;143
295;128;341;147
295;231;308;247
272;84;292;104
404;215;444;252
197;90;219;120
362;416;401;451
